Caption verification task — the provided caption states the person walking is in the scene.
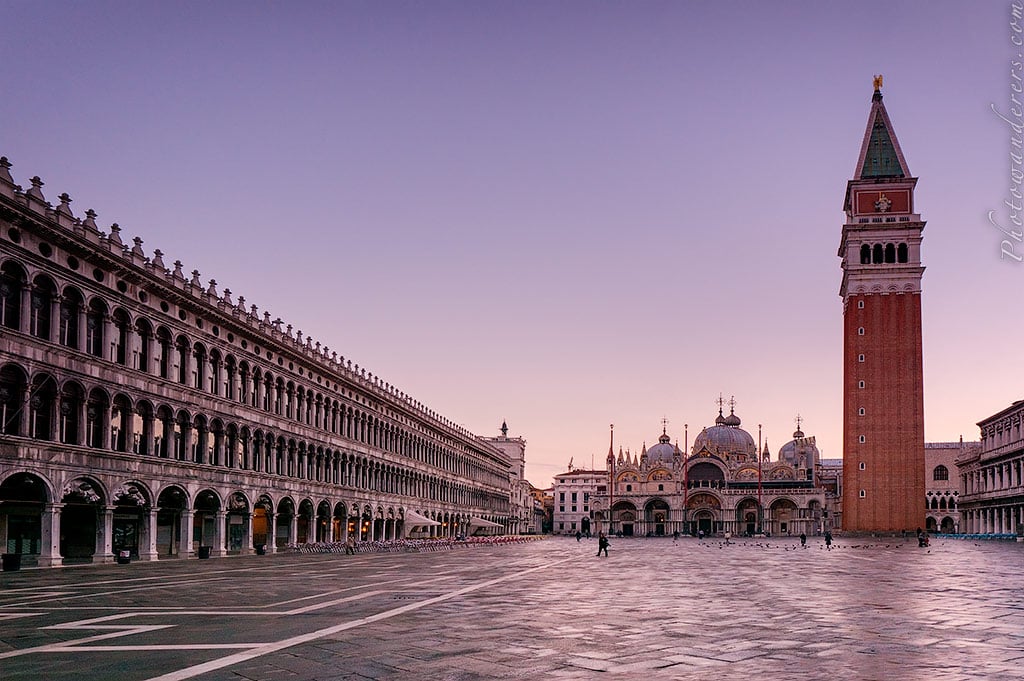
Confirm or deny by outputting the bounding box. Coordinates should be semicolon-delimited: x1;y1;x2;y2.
576;530;582;542
824;530;833;549
344;535;356;555
597;532;609;557
800;533;807;547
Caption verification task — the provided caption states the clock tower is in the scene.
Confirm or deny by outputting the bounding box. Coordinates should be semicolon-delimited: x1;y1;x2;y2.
838;77;926;533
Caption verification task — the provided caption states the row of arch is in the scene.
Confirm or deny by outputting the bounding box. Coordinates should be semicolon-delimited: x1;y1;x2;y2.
927;493;958;511
0;257;507;491
588;494;823;537
0;470;505;565
0;363;507;512
859;242;910;265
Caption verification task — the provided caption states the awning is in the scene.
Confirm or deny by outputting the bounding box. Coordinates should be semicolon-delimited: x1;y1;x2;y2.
404;510;441;528
469;517;503;529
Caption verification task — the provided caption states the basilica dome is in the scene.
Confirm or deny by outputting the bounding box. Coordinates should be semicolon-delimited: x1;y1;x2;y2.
645;432;680;465
778;424;820;468
692;409;756;460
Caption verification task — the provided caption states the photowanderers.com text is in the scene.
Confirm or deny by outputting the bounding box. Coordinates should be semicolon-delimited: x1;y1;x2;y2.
989;1;1024;263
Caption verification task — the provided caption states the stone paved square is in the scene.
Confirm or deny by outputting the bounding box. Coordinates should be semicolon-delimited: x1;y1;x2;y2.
1;536;1023;681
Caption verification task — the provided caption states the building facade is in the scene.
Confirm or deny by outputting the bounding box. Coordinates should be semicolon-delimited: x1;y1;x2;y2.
483;421;535;535
924;441;972;534
0;155;514;566
590;408;828;538
957;401;1024;536
551;469;603;535
839;78;926;533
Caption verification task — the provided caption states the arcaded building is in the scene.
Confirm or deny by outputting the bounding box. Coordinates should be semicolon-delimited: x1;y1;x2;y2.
0;155;514;566
957;401;1024;536
590;407;828;538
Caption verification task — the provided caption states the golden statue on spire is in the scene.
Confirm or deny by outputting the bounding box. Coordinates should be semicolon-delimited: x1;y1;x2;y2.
873;74;883;91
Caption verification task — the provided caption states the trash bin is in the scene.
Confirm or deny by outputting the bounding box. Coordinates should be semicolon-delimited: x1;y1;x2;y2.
1;553;22;571
116;550;131;565
197;546;211;559
255;544;267;555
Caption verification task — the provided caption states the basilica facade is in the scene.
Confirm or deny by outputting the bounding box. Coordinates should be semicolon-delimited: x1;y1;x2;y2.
590;407;828;538
0;155;516;566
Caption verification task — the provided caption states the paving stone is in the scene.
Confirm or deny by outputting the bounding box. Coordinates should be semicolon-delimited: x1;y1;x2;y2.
0;537;1021;680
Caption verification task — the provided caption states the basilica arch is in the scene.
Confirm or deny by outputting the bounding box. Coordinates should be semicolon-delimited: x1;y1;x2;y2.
644;498;671;536
686;492;722;536
611;500;638;536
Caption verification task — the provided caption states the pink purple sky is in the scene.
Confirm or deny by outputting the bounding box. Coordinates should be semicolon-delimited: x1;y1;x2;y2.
2;2;1019;485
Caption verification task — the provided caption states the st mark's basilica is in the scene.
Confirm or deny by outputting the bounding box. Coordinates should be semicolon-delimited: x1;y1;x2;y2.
586;401;829;539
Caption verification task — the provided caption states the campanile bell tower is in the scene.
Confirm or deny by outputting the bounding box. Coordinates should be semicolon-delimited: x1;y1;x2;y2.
839;77;926;533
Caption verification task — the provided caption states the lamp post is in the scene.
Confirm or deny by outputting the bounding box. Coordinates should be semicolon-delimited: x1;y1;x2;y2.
683;424;689;536
757;423;763;535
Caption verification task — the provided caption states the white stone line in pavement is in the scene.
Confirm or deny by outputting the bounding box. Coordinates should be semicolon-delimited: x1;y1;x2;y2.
266;580;398;608
0;589;394;661
0;624;175;660
0;576;238;608
283;589;382;614
142;557;577;681
56;644;260;652
0;612;46;622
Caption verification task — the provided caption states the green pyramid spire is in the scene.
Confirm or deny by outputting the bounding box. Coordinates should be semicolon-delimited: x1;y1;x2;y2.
856;84;910;179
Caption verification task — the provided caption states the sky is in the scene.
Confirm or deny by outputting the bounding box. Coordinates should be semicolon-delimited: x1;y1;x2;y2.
1;1;1020;485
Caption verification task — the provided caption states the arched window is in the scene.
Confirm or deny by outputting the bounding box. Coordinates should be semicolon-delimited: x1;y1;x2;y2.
156;327;173;379
175;335;190;384
897;243;908;263
135;318;153;373
60;288;84;350
872;243;883;264
860;244;871;264
933;465;949;481
0;364;28;435
60;382;85;444
30;275;56;340
884;243;896;263
209;349;222;395
31;374;58;440
0;262;26;330
85;299;107;358
86;388;109;449
112;309;131;366
192;342;207;390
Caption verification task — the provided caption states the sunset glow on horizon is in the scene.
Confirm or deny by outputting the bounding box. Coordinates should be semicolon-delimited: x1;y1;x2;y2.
2;1;1019;485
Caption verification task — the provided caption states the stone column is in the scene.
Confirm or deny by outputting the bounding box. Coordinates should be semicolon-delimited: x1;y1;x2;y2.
241;512;253;555
102;314;115;362
212;510;227;557
289;514;298;547
37;503;63;568
75;303;87;351
181;509;195;557
19;283;31;333
212;428;224;467
265;511;277;553
17;388;31;438
180;419;192;462
139;507;159;561
48;294;60;344
94;505;114;563
325;515;334;543
120;403;134;454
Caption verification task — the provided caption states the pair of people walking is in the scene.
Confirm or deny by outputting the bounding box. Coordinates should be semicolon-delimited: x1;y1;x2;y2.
596;532;609;557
